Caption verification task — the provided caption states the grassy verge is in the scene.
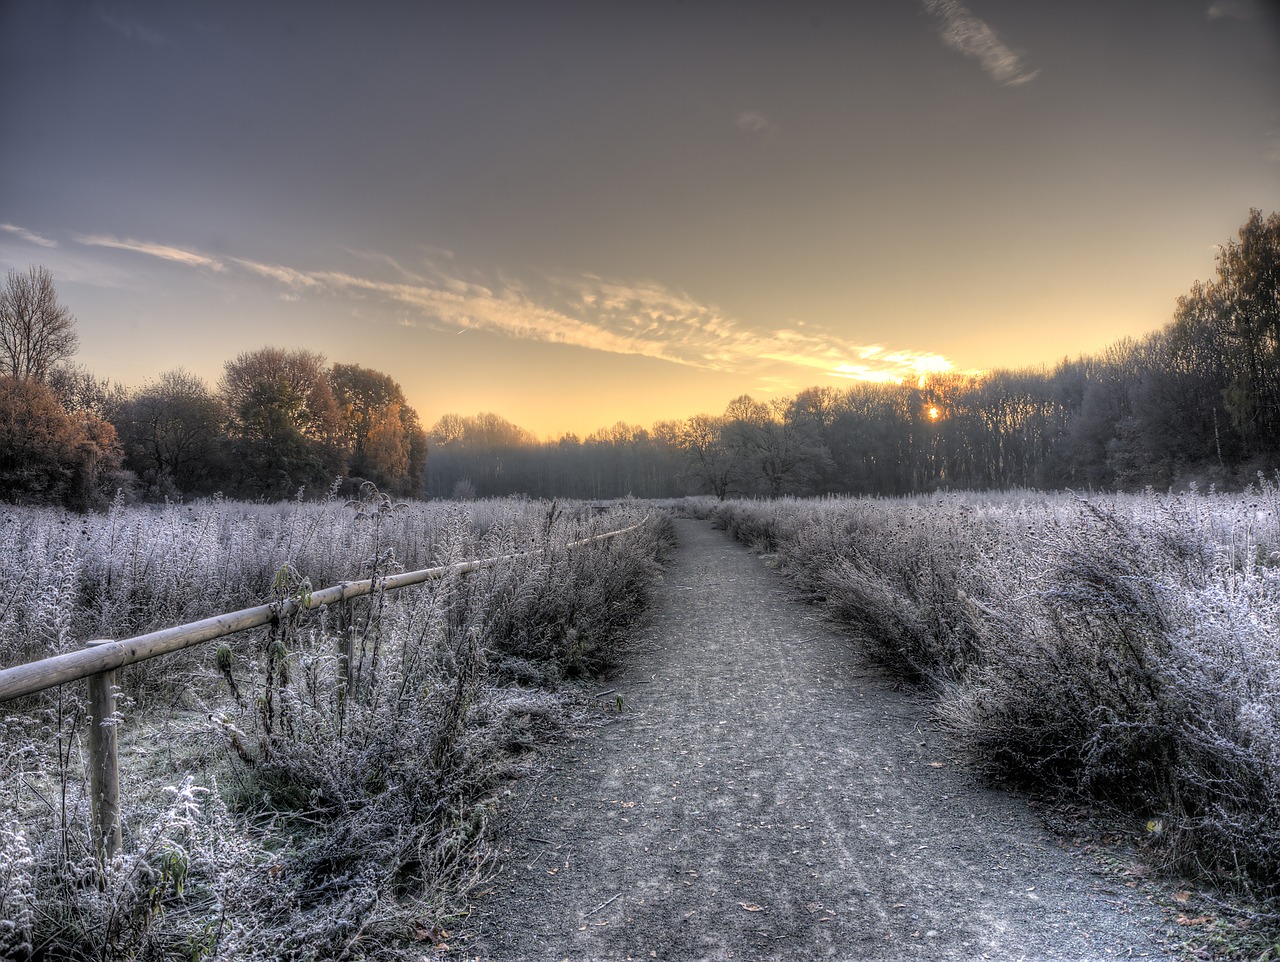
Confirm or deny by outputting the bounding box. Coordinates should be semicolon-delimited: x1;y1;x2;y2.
0;495;673;960
709;484;1280;950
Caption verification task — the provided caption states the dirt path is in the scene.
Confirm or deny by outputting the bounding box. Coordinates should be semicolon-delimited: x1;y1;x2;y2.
463;519;1175;961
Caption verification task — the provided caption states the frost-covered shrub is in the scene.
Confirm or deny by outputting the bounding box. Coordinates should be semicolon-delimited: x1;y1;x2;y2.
1;496;667;959
192;502;667;955
0;824;35;959
0;494;658;703
711;480;1280;897
3;765;272;962
1162;582;1280;883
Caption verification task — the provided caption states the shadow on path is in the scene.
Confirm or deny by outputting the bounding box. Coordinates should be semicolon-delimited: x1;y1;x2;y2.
465;519;1173;961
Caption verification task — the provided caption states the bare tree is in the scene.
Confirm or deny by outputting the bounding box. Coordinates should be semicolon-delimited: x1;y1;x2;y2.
0;266;79;381
678;414;737;500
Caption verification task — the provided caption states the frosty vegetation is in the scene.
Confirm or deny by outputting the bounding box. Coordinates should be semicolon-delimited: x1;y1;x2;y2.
706;480;1280;906
0;492;671;960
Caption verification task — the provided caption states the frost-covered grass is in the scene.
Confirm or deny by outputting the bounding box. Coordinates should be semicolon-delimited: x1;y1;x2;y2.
0;493;672;960
711;480;1280;903
0;492;656;701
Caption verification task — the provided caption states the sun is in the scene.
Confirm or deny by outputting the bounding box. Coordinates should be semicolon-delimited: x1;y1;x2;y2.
927;406;941;420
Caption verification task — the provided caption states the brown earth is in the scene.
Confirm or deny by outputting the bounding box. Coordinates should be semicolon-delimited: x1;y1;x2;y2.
460;519;1177;961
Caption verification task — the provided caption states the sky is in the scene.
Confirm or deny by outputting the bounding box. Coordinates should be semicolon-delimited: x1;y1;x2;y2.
1;0;1277;439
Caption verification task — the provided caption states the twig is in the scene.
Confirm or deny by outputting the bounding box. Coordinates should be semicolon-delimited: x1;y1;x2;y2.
593;689;617;698
519;769;555;814
527;836;553;845
583;893;620;918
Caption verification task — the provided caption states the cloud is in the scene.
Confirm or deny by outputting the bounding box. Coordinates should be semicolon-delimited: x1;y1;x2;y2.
1207;0;1259;19
229;257;319;289
65;229;956;386
553;277;954;384
735;110;774;134
341;247;428;283
74;234;226;271
94;3;169;45
327;265;956;384
0;224;58;248
309;269;678;363
921;0;1039;86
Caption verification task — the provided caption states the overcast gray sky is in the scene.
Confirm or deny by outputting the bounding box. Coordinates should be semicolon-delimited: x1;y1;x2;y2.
2;0;1277;436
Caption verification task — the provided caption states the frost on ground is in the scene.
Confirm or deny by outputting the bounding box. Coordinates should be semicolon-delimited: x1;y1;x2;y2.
465;519;1179;961
709;484;1280;907
0;495;668;961
5;486;1278;959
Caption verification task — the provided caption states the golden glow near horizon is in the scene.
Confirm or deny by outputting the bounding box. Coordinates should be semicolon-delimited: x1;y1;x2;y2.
1;3;1275;441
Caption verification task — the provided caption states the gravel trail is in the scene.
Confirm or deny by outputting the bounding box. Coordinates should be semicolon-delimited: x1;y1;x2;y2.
464;519;1175;961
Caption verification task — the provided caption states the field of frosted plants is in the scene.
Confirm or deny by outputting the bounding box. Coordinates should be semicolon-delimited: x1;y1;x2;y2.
0;490;671;961
709;479;1280;905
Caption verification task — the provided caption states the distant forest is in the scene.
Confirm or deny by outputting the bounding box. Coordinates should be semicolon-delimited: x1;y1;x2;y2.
1;210;1276;509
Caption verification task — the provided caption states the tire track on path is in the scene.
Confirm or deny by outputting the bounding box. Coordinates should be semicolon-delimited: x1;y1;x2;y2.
465;519;1174;960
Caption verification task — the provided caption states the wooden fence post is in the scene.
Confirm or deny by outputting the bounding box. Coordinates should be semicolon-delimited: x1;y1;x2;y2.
85;639;122;863
337;604;354;735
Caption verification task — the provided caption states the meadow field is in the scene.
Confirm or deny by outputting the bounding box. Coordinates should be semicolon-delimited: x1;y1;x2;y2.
706;479;1280;911
5;482;1280;959
0;491;671;960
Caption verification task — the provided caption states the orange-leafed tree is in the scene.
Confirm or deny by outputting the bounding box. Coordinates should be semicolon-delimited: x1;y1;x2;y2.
0;375;123;510
329;363;426;495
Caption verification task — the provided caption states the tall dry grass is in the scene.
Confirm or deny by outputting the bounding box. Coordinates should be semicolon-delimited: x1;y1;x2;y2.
0;493;672;960
711;480;1280;901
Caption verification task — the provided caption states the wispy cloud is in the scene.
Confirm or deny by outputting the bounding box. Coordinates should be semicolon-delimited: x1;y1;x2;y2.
735;110;775;134
341;248;429;283
1;223;58;248
74;234;226;271
66;230;955;386
549;277;953;384
1207;0;1259;20
229;257;319;289
94;3;169;45
922;0;1039;86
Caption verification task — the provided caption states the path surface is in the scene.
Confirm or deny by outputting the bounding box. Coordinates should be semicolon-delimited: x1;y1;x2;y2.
465;519;1175;961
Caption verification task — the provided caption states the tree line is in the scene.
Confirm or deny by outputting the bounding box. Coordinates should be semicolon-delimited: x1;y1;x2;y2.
0;270;428;508
1;209;1276;508
415;209;1280;500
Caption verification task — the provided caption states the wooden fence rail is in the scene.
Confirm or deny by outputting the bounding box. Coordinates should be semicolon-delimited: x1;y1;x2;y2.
0;516;649;863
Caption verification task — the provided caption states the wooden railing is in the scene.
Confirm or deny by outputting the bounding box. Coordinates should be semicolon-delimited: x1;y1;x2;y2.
0;517;649;862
